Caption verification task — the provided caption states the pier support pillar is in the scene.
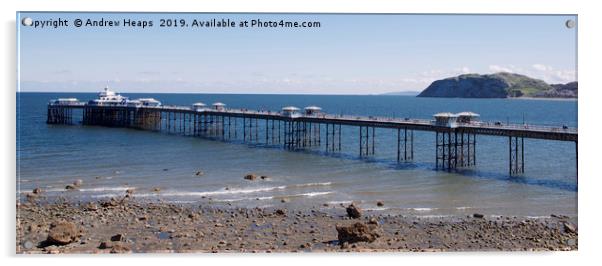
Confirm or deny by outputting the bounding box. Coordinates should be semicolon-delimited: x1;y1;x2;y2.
359;126;375;157
325;123;342;152
397;127;414;162
265;118;270;144
436;130;458;171
283;120;300;150
436;130;477;171
509;136;525;176
47;106;75;125
458;130;477;167
243;117;259;142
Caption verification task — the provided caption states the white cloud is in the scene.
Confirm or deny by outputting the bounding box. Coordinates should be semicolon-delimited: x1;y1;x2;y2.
458;66;471;74
488;65;518;73
529;64;576;83
532;64;551;71
487;64;576;84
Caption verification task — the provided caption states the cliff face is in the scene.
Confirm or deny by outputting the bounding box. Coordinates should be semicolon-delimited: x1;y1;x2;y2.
416;72;574;98
541;82;578;98
417;73;509;98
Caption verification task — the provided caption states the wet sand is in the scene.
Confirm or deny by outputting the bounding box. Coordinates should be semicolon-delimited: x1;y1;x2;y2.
16;195;578;253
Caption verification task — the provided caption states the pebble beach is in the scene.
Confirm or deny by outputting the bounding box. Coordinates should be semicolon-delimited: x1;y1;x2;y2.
16;190;578;254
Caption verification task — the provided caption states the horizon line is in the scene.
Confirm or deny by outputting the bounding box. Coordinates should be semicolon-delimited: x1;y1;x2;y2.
16;90;421;96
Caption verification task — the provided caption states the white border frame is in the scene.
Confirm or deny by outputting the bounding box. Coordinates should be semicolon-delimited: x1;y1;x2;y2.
3;0;601;265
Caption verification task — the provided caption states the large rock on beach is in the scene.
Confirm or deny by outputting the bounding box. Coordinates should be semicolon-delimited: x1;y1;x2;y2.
46;221;78;245
563;222;577;234
110;243;131;253
346;204;362;219
25;193;38;203
336;222;381;244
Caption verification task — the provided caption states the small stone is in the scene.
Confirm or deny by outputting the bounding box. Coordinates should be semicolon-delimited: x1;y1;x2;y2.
566;238;576;246
376;201;384;207
110;234;125;242
65;184;77;190
346;204;362;219
260;175;269;180
73;179;83;187
100;198;119;207
126;188;135;195
84;202;98;211
195;171;204;176
244;174;257;181
32;188;43;194
281;198;290;203
368;217;379;225
46;247;60;254
473;213;485;219
23;241;33;249
274;209;286;216
98;241;113;249
153;187;161;192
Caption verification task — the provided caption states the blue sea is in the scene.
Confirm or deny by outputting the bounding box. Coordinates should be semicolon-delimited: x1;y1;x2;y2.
16;92;578;217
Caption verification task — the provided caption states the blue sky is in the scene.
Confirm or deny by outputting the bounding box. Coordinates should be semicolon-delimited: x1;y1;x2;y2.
18;13;577;94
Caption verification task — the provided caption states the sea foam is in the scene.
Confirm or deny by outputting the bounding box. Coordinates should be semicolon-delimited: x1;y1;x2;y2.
136;185;287;198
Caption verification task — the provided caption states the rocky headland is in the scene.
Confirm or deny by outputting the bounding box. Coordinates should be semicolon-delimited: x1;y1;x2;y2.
416;72;577;98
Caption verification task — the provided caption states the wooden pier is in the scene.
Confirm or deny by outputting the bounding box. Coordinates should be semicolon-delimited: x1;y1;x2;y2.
47;101;578;176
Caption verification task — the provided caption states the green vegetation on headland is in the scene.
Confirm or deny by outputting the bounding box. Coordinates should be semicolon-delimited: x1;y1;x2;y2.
415;72;577;98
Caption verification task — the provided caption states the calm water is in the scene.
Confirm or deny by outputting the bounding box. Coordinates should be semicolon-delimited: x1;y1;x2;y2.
16;92;578;217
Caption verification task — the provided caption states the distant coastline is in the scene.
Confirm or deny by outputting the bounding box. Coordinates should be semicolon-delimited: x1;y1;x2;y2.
379;91;420;96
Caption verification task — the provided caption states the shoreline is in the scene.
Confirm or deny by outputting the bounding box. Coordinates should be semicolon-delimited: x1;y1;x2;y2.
509;96;577;101
16;196;578;253
16;187;578;219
